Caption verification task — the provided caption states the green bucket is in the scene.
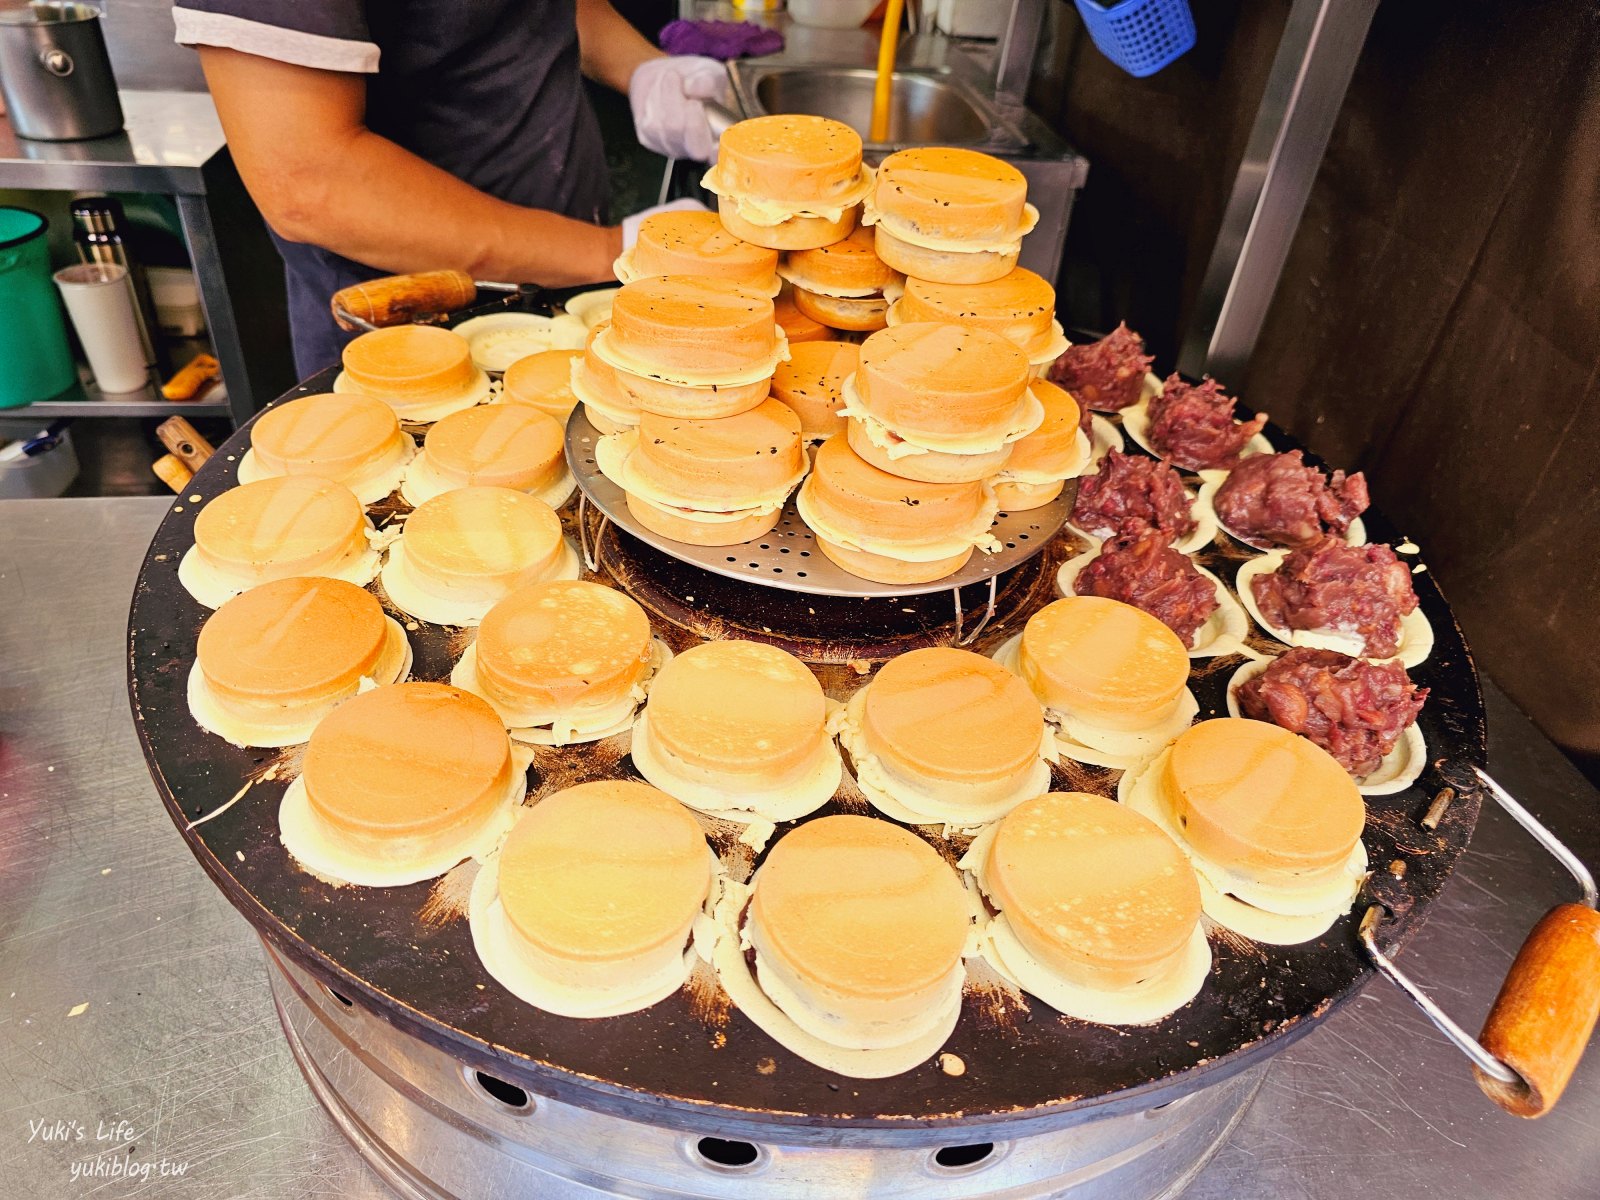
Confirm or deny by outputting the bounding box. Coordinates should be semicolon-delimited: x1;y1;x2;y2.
0;207;77;407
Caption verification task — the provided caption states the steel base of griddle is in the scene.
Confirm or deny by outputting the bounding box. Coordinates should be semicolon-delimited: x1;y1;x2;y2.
266;940;1266;1200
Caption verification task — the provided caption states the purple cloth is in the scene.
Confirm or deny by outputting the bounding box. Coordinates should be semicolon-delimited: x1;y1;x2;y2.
659;19;784;60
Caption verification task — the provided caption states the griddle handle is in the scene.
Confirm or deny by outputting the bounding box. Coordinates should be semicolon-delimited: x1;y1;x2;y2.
1363;767;1599;1118
330;270;478;331
1475;903;1600;1117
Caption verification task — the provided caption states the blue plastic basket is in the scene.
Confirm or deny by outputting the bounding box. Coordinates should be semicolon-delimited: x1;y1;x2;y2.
1074;0;1197;78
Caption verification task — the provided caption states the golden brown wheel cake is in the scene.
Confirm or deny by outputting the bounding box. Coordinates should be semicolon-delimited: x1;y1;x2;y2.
336;323;488;421
469;780;713;1017
843;322;1040;484
380;485;578;626
773;282;835;345
189;576;410;747
989;381;1089;511
278;681;528;887
630;639;840;823
703;114;872;250
1120;717;1369;946
178;474;380;609
964;791;1211;1024
402;403;571;508
795;434;1000;585
596;276;786;418
595;399;806;548
770;340;858;442
570;321;640;433
238;391;414;503
709;814;968;1077
1001;594;1197;772
863;147;1038;284
840;645;1050;825
451;579;662;746
780;226;902;332
501;348;582;421
889;266;1067;375
614;208;780;294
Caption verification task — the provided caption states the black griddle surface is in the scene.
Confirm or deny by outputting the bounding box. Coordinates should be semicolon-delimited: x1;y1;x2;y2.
127;299;1486;1145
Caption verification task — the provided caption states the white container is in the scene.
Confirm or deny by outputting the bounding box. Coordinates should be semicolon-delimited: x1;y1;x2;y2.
789;1;879;29
0;426;79;499
147;266;206;337
53;262;149;394
935;0;1010;38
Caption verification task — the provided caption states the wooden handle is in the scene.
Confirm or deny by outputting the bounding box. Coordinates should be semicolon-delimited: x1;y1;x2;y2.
330;270;477;331
155;416;215;474
151;453;194;494
1475;903;1600;1116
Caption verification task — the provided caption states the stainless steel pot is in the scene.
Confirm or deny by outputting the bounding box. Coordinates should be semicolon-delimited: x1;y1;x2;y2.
0;3;123;141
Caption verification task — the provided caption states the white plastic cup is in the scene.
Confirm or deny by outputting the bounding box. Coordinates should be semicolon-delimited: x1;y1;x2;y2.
53;262;149;395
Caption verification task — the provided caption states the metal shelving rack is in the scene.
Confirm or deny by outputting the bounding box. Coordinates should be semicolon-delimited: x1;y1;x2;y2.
5;376;233;421
0;90;289;429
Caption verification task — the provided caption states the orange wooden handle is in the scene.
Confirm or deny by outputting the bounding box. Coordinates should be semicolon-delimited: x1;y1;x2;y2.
1475;902;1600;1116
330;270;477;331
151;453;193;494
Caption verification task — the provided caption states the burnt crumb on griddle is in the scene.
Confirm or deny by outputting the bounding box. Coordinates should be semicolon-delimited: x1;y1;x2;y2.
685;959;732;1030
1186;653;1245;682
418;861;477;926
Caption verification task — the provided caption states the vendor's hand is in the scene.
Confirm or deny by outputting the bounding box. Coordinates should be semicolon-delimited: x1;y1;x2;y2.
621;198;709;250
628;55;729;163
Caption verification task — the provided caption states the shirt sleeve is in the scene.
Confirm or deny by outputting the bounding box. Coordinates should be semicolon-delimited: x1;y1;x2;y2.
173;0;380;74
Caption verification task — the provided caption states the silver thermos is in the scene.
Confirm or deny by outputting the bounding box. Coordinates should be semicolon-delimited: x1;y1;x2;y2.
0;3;124;142
70;195;163;369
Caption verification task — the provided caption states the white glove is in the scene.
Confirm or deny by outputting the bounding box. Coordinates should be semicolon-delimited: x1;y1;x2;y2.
621;198;710;250
628;55;729;164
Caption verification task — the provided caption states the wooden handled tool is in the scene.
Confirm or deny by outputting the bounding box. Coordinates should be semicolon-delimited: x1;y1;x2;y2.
1475;903;1600;1116
152;454;193;493
1361;766;1600;1118
330;270;481;332
152;416;215;493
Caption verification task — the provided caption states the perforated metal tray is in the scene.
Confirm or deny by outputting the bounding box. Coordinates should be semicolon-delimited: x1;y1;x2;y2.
565;407;1073;598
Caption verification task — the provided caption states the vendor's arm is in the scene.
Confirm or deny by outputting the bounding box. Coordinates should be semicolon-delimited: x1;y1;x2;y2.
197;48;621;285
574;0;665;93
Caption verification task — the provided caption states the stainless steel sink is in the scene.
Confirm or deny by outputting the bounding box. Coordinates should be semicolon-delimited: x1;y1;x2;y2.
748;66;990;149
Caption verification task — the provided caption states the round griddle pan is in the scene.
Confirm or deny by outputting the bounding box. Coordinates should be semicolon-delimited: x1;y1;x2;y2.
127;291;1486;1145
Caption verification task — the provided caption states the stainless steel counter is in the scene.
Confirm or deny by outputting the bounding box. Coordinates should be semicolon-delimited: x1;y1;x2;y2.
0;90;223;194
2;496;1597;1199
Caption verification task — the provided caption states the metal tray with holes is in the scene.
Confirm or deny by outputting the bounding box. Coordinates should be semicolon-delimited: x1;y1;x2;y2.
566;408;1073;599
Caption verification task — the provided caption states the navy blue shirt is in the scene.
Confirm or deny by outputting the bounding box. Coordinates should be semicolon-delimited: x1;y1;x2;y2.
176;0;611;376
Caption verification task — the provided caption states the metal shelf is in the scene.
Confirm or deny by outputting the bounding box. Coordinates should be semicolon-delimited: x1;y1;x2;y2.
1;376;229;421
0;91;223;195
1;90;287;427
0;398;230;420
